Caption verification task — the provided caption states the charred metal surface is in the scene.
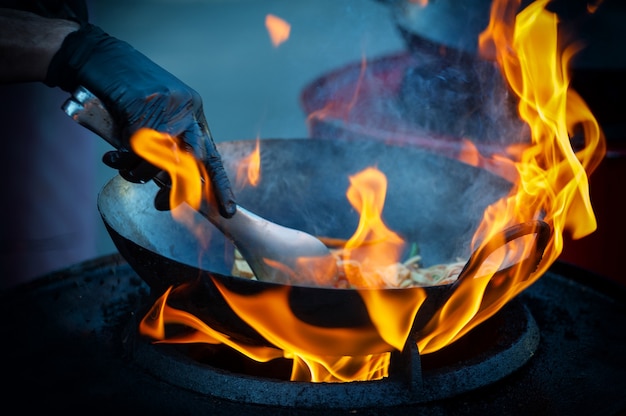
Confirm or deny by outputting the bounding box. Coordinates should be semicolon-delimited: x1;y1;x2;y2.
1;254;625;414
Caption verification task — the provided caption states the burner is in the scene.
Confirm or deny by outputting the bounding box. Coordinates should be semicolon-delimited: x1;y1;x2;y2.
130;299;538;408
1;254;625;414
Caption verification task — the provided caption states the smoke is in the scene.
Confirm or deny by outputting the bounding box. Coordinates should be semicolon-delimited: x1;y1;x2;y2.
395;48;529;147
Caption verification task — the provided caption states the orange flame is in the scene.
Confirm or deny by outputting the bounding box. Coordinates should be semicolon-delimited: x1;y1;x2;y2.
140;279;427;382
306;53;367;128
415;0;605;354
587;1;604;14
139;286;284;362
339;167;406;288
477;0;604;243
129;128;216;250
130;128;207;214
265;14;291;47
235;137;261;188
456;138;521;182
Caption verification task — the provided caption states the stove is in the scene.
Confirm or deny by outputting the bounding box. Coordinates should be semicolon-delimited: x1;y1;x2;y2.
2;253;624;414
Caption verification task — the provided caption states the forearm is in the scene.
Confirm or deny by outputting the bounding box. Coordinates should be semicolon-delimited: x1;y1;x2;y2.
0;8;79;83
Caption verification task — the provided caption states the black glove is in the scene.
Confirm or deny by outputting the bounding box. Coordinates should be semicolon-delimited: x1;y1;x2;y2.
45;23;236;218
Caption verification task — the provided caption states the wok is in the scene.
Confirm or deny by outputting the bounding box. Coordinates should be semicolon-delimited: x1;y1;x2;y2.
99;138;549;353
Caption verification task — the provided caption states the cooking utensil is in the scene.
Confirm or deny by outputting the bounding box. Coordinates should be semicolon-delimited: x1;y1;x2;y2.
96;137;550;352
62;86;337;285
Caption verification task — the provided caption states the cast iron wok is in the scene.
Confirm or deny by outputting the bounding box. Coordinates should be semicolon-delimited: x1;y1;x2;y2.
98;137;549;354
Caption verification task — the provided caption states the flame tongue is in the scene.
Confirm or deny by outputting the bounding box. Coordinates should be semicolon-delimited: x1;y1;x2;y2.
475;0;604;256
415;0;606;354
340;167;406;288
265;14;291;47
235;138;261;188
140;277;428;382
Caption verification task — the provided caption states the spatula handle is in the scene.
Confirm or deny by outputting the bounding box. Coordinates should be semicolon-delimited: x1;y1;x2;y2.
62;86;122;149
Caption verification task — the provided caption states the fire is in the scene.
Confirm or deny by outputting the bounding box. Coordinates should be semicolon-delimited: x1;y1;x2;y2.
234;137;261;188
139;271;427;382
587;1;604;14
456;138;520;183
138;286;284;362
337;167;406;288
129;128;215;248
130;128;207;215
132;0;605;383
265;14;291;47
476;0;604;255
416;0;605;354
305;53;367;127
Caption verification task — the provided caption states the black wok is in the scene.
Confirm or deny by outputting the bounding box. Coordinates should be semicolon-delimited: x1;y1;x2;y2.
98;138;549;353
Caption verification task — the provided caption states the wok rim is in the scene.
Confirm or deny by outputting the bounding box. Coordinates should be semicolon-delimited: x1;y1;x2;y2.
98;137;521;293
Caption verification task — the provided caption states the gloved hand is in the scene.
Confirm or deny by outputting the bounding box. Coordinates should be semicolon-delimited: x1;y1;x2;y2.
45;23;236;218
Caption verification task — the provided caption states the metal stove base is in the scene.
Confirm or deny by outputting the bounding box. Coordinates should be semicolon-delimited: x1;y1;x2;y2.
131;298;538;408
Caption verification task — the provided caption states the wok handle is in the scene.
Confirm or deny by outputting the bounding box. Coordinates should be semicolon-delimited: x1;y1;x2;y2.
452;219;551;288
61;87;225;219
62;86;122;149
62;87;215;208
61;87;223;226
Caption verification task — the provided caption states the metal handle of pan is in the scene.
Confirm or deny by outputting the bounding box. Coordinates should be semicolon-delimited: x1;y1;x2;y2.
452;219;552;289
62;88;186;208
62;86;122;149
409;219;552;337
